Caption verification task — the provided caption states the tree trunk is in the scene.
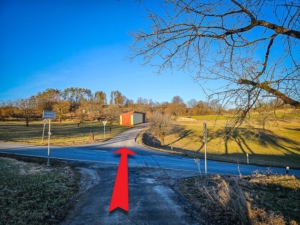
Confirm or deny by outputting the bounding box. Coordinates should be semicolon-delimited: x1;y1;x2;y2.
26;117;29;127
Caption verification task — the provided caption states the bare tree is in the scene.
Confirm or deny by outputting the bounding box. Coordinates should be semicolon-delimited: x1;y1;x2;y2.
104;105;122;132
94;91;107;105
16;96;37;127
168;95;187;116
149;111;175;146
0;101;13;122
130;0;300;127
53;100;70;123
110;91;125;105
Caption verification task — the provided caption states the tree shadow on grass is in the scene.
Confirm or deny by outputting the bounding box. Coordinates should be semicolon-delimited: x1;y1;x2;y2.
169;127;193;146
196;127;300;157
284;127;300;132
256;129;300;154
141;126;300;168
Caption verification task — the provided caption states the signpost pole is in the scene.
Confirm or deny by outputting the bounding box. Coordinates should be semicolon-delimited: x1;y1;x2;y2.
43;110;56;167
42;121;46;143
47;119;51;166
103;121;107;139
203;123;207;175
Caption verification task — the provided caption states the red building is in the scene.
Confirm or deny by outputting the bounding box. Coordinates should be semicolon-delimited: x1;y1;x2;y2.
120;111;146;126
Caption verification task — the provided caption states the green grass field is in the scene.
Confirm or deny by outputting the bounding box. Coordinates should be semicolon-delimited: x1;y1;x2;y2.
0;121;132;146
0;155;79;225
154;110;300;168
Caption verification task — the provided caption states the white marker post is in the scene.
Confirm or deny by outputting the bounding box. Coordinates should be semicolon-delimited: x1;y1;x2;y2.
103;121;107;139
42;119;47;143
43;110;56;166
203;123;207;175
47;119;51;166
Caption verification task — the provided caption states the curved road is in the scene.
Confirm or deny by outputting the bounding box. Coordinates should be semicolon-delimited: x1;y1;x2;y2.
1;123;300;224
0;123;298;177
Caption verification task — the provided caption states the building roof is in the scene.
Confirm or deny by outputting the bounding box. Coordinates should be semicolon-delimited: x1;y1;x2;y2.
120;111;147;115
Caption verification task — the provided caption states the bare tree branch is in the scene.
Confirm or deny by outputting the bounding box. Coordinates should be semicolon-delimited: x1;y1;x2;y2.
130;0;300;126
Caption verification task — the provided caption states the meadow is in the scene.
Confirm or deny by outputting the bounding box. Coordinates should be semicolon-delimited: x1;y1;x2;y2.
0;155;80;225
145;110;300;168
0;121;132;146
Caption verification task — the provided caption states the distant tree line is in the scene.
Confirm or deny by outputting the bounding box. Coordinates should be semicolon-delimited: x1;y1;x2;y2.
0;87;290;126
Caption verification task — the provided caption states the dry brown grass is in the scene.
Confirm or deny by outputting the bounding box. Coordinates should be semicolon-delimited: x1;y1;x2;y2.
178;174;300;225
141;111;300;168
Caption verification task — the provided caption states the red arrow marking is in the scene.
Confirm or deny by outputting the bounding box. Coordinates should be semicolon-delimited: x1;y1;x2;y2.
109;147;136;212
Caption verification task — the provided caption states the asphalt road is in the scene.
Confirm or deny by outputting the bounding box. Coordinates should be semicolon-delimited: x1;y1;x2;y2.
61;163;201;225
0;123;299;177
1;123;300;224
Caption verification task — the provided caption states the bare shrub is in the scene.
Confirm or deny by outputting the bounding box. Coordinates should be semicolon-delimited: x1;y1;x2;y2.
186;175;250;224
249;208;285;225
179;174;300;224
149;111;175;146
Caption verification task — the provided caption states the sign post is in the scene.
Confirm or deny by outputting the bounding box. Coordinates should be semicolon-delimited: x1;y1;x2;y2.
43;111;56;166
103;121;107;139
42;119;47;143
47;119;51;166
203;123;207;175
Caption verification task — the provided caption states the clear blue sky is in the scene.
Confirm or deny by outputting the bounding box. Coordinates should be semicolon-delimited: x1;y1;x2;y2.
0;0;208;104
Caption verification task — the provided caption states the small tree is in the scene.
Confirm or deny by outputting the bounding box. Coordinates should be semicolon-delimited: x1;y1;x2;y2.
75;106;87;127
149;111;174;146
53;100;70;123
16;96;37;127
0;101;13;122
104;105;122;132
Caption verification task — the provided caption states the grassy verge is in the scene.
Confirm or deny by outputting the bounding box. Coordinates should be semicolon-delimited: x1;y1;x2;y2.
0;121;132;146
0;154;80;225
141;114;300;168
177;174;300;224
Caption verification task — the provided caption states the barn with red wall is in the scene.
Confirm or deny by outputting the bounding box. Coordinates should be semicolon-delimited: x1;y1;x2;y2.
120;111;146;126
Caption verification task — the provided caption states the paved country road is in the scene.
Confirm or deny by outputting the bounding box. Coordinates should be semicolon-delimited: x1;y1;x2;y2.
1;123;300;224
0;123;299;177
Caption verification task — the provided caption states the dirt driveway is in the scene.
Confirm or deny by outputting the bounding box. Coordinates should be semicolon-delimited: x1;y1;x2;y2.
62;161;201;225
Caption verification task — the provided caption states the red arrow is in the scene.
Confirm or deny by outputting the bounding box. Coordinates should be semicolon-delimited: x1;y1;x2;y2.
109;147;136;212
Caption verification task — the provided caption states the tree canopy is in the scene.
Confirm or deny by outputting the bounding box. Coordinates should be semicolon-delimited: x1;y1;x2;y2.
130;0;300;122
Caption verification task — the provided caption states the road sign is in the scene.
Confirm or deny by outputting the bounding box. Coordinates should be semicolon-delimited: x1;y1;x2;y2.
43;110;56;119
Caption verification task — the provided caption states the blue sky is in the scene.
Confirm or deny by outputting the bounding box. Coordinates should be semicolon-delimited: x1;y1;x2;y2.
0;0;207;104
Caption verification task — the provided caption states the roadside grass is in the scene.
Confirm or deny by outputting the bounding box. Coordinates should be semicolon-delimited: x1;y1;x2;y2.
0;154;80;225
178;173;300;224
185;109;300;121
0;121;132;146
187;114;228;120
143;111;300;168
